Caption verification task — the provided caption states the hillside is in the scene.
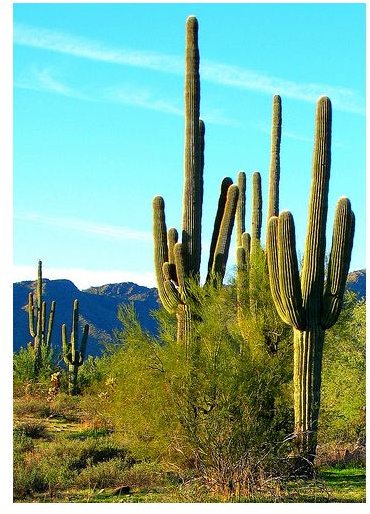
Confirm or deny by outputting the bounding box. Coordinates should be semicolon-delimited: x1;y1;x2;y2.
13;269;365;357
13;279;159;356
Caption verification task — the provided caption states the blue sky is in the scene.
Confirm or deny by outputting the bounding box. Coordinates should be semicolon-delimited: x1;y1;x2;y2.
13;2;365;289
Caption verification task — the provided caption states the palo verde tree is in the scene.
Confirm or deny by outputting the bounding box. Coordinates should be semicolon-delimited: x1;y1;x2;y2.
153;16;238;348
266;96;355;468
27;260;56;375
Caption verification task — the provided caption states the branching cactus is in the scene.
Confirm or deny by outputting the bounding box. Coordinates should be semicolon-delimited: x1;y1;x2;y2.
153;16;238;347
62;299;89;395
266;97;355;466
235;171;262;318
28;260;56;374
235;96;283;351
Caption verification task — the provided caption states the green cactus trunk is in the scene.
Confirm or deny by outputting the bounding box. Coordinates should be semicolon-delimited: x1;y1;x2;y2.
293;326;324;461
68;362;79;396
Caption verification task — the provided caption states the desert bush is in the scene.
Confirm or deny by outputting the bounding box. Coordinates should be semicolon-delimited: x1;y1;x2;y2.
90;277;293;495
13;344;56;388
319;293;365;446
14;421;48;439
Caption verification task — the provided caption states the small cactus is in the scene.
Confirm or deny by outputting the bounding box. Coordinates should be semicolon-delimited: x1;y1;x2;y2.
62;299;89;395
27;260;56;375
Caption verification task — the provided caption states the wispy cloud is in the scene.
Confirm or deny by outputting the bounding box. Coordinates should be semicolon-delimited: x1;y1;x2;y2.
13;265;156;289
14;22;364;115
16;211;152;242
14;23;182;73
15;67;87;100
104;85;183;116
15;67;238;125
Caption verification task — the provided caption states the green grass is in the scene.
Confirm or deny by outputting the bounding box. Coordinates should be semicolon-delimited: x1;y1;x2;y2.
13;394;366;503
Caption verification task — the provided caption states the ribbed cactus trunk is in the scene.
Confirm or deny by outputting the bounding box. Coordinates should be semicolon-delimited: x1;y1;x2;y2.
266;97;355;468
68;363;79;396
293;326;324;459
182;16;202;277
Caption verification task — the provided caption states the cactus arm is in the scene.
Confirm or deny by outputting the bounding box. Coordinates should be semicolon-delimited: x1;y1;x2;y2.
266;216;291;326
267;95;282;222
61;323;70;364
301;97;332;323
28;293;36;338
182;15;201;276
251;171;262;259
163;263;182;311
236;171;246;247
41;301;46;343
79;324;89;364
278;211;306;330
153;196;177;313
167;228;178;282
236;232;251;315
167;228;178;264
206;177;233;279
174;242;191;303
211;184;239;282
45;300;55;351
322;198;355;329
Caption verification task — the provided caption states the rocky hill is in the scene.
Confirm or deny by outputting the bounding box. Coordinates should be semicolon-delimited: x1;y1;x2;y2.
13;269;365;357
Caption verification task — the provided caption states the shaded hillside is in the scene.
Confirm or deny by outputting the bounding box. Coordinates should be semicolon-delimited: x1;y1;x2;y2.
346;269;366;299
13;279;159;356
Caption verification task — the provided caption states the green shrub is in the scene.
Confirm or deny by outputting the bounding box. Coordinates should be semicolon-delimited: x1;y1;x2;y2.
90;283;293;495
14;421;48;439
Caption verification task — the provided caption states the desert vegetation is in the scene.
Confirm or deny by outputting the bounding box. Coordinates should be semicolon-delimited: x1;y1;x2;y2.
13;15;365;503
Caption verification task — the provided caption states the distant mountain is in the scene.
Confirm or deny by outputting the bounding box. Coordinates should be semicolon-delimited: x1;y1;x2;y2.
13;270;365;357
346;269;366;300
13;279;159;356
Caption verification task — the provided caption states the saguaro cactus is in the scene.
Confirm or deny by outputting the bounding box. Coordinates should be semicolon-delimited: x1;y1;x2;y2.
266;97;355;466
153;16;238;347
235;96;283;349
28;260;56;374
62;299;89;395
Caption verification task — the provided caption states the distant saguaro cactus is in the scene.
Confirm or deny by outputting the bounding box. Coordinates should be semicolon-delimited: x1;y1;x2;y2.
153;16;238;347
62;299;89;395
28;260;56;375
266;97;355;466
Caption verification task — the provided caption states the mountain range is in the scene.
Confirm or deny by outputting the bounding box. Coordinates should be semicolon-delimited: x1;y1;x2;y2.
13;269;365;357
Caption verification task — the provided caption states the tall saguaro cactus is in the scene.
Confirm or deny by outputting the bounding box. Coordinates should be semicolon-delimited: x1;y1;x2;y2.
28;260;56;374
62;299;89;395
266;97;355;465
153;16;238;347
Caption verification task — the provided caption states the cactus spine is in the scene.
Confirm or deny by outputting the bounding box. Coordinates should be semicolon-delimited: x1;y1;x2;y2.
153;16;238;347
28;260;56;374
62;299;89;395
266;97;355;465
